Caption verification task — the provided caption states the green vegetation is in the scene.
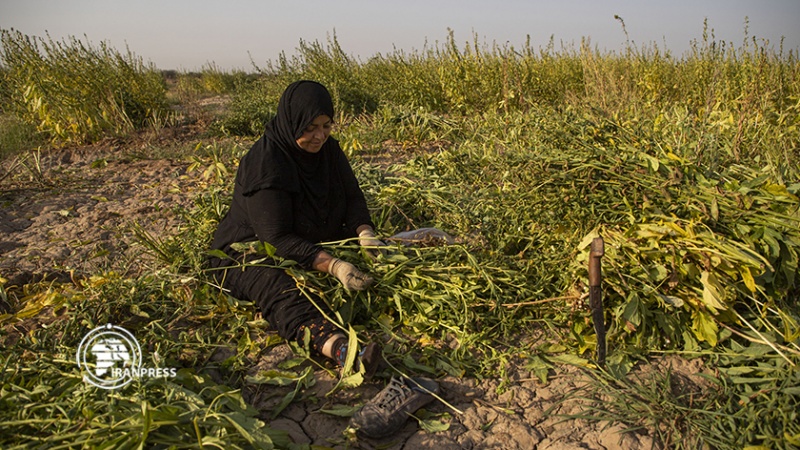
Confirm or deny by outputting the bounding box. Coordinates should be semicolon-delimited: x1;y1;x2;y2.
0;28;168;145
1;27;799;448
0;113;44;159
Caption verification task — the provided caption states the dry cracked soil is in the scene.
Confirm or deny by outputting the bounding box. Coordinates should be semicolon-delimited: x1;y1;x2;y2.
0;139;689;450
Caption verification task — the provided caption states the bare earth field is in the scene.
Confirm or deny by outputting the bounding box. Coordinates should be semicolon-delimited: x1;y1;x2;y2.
0;139;705;450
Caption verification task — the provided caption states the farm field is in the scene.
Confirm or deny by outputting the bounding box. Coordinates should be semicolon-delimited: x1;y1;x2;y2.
1;28;799;449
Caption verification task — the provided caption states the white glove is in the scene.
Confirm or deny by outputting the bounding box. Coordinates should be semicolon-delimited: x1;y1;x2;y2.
327;258;373;291
358;228;387;258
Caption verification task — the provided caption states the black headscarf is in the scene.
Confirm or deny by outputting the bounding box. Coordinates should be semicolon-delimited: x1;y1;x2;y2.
237;80;336;218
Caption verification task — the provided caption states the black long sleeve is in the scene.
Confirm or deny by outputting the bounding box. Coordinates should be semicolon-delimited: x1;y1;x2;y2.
336;150;375;236
245;188;322;268
210;139;374;270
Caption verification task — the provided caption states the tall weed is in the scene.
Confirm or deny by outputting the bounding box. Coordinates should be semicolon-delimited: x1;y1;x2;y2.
0;29;168;145
0;113;44;159
217;28;799;179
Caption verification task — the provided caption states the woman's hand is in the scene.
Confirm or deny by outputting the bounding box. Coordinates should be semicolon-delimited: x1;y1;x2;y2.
357;226;387;258
327;258;373;291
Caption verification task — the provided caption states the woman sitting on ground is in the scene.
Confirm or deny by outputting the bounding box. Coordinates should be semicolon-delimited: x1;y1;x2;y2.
208;80;382;376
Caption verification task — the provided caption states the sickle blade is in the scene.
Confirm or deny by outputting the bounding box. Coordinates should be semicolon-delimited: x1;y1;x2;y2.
588;237;606;367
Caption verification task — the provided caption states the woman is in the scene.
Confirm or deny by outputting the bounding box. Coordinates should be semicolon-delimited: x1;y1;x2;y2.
208;80;383;376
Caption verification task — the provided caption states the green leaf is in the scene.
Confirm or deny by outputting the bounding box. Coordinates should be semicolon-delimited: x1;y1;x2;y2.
319;404;362;417
230;241;256;253
577;230;601;250
781;245;798;287
435;358;465;378
764;182;799;201
402;355;437;374
245;370;299;386
260;241;277;257
538;343;568;354
263;333;284;348
130;304;149;318
549;354;593;367
720;366;755;376
741;343;772;357
648;264;668;282
330;327;365;392
277;358;305;370
730;376;778;385
269;366;314;419
207;249;230;259
525;355;552;383
691;309;718;347
740;266;756;293
342;326;359;376
622;293;643;329
700;271;727;313
605;352;634;378
419;418;451;433
383;253;410;263
638;152;659;172
337;372;364;389
659;294;684;308
761;228;782;258
230;240;276;257
710;197;719;221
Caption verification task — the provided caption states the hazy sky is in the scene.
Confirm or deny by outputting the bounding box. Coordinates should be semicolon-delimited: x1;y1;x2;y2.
2;0;799;71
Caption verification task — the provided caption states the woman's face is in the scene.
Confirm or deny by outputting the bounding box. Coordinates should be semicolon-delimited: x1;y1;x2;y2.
296;115;333;153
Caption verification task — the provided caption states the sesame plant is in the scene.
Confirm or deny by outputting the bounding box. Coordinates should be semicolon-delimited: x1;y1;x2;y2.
1;25;799;449
0;29;169;145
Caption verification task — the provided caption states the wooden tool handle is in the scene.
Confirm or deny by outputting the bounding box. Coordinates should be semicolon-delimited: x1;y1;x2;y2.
589;237;604;287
